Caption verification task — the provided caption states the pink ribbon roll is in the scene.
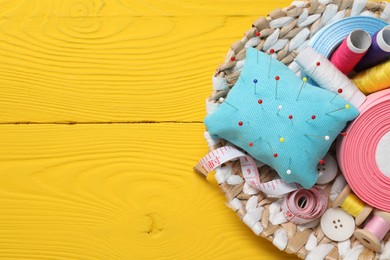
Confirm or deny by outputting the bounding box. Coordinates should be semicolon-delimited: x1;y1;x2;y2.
330;30;372;75
337;89;390;212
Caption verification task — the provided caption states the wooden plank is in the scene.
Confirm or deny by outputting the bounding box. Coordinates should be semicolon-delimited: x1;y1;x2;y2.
0;0;289;17
0;0;295;123
0;123;297;259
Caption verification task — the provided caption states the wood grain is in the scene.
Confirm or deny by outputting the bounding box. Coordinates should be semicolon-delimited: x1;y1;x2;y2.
0;124;297;259
0;0;292;123
0;0;300;259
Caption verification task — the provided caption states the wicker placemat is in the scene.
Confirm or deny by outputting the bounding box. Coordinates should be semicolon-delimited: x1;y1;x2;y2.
203;1;390;259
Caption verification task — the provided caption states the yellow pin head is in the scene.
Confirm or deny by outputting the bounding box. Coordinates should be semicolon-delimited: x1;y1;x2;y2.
345;104;350;109
302;77;308;82
279;137;285;143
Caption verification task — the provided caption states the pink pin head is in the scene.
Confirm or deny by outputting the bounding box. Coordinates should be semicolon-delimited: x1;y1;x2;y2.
311;115;316;120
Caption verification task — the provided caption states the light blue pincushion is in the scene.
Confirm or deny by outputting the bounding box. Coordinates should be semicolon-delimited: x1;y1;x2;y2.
205;48;359;188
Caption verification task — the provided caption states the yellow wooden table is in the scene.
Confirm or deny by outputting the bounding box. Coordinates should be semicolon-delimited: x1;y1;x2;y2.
0;1;297;259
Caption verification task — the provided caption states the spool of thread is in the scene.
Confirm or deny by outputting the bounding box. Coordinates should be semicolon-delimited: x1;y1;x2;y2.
352;59;390;94
332;185;373;226
295;46;366;108
354;210;390;252
330;30;372;75
281;186;328;225
355;25;390;72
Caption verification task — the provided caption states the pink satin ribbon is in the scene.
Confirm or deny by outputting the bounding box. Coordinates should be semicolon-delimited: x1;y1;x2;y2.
337;89;390;212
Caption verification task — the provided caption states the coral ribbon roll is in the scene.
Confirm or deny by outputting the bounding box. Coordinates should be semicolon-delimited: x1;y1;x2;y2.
337;89;390;212
330;30;371;75
353;59;390;95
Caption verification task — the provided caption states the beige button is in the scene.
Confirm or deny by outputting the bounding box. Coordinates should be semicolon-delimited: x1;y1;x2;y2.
320;208;355;242
316;153;338;185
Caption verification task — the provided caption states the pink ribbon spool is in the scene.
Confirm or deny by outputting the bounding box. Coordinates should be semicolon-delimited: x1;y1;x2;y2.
337;89;390;212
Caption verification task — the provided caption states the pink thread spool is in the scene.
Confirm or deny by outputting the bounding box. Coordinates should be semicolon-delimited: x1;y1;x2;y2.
354;210;390;252
330;30;372;75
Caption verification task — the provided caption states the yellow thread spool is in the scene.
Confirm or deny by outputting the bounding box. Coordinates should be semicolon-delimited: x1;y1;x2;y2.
341;193;365;217
333;185;373;226
353;59;390;94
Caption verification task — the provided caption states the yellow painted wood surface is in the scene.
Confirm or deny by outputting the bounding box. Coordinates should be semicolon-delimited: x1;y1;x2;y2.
0;0;298;259
0;0;289;122
0;124;297;259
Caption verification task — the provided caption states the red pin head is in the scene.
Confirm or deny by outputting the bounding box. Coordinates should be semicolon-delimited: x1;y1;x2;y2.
338;88;343;93
311;115;316;120
258;99;263;104
274;153;278;158
231;56;236;62
256;32;261;37
289;115;293;120
319;159;325;165
316;61;321;66
270;49;275;54
342;132;347;136
249;142;253;147
275;76;280;81
238;121;243;126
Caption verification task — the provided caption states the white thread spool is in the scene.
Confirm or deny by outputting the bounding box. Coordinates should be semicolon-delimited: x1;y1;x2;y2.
295;46;366;108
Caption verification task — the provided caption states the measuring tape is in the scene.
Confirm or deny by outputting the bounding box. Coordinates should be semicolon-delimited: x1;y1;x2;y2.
194;146;299;197
281;186;328;224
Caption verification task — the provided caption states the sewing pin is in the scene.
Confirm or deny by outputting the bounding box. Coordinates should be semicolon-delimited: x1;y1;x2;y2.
330;88;343;103
268;49;275;78
329;130;347;137
305;134;330;141
288;114;293;126
286;158;292;175
275;75;280;99
268;142;278;158
219;97;238;110
306;115;316;123
249;136;262;147
296;77;308;101
309;61;321;78
305;150;325;165
277;105;283;116
326;104;350;115
253;79;258;94
258;99;264;110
